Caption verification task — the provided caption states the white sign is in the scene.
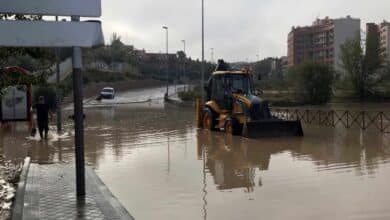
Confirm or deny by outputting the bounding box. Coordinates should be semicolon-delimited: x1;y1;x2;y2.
1;86;29;121
0;0;101;17
0;20;104;47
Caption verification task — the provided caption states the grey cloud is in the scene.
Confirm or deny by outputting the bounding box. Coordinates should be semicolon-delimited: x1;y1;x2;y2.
100;0;390;62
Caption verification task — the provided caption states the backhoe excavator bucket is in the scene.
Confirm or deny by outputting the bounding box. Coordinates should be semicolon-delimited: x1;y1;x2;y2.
242;119;303;138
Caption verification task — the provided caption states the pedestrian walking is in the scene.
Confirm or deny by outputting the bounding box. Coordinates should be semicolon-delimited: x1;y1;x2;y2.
34;96;49;140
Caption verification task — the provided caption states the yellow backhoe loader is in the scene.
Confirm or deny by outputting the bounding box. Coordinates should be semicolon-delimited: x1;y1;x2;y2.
196;60;303;138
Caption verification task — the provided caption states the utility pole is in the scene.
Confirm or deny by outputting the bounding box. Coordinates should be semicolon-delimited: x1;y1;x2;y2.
55;16;62;133
72;15;86;198
182;40;186;91
201;0;205;102
163;26;169;98
210;48;214;64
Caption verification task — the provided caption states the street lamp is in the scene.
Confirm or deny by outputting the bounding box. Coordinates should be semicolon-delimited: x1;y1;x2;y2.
163;26;169;97
181;40;186;91
210;48;214;63
201;0;205;102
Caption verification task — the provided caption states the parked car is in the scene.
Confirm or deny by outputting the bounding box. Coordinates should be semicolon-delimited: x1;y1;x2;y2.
100;87;115;99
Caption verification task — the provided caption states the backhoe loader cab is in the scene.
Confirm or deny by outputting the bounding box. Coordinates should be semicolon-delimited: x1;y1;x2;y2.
200;61;303;138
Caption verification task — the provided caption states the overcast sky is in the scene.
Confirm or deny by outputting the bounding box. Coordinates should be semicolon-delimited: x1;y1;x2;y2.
100;0;390;62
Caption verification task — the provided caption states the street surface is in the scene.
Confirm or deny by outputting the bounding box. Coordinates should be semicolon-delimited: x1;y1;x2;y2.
1;86;390;220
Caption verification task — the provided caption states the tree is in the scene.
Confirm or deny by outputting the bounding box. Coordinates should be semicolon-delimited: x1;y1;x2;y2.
288;61;334;104
340;33;384;100
365;27;382;76
0;14;54;93
177;51;186;61
109;33;128;63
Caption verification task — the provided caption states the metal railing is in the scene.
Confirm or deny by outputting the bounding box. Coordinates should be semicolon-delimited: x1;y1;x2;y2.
271;108;390;133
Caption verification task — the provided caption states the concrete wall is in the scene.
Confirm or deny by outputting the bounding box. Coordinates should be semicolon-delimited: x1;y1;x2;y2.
333;17;361;76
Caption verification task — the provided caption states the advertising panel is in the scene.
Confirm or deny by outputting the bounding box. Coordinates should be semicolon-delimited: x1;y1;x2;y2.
0;86;29;121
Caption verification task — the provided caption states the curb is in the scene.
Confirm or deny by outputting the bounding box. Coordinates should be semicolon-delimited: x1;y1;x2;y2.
12;157;31;220
165;98;194;108
86;167;135;220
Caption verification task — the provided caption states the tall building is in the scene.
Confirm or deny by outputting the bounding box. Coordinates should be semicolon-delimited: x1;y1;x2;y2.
365;21;390;64
288;16;361;73
379;21;390;62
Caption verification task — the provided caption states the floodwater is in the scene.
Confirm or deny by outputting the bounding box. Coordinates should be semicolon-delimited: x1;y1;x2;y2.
1;86;390;220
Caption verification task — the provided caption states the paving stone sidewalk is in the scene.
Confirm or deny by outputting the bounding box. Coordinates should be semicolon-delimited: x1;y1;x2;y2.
21;163;134;220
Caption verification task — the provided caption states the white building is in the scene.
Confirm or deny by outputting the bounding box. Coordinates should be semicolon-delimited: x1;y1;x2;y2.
332;16;361;74
288;16;361;76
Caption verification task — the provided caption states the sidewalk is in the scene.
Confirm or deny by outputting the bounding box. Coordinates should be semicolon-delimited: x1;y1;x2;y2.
18;163;134;220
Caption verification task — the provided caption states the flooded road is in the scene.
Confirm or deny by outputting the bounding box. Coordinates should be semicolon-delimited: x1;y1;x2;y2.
1;86;390;219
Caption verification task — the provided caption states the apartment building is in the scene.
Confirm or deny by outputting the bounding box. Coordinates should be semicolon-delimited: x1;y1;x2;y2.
379;21;390;62
365;21;390;63
288;16;361;73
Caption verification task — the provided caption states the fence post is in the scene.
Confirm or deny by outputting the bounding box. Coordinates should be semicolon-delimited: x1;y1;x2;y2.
306;110;309;124
331;111;335;127
380;112;384;132
318;110;321;125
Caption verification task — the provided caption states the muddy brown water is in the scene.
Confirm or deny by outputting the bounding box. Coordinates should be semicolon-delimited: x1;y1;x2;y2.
1;88;390;220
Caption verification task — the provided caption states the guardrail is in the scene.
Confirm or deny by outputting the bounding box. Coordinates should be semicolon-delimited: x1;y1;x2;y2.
271;108;390;133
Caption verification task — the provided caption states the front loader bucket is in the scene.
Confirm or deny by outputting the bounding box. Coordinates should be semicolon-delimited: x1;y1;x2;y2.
242;119;303;138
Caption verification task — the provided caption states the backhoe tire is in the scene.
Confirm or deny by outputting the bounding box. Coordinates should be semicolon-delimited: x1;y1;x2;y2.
202;108;218;131
225;118;243;136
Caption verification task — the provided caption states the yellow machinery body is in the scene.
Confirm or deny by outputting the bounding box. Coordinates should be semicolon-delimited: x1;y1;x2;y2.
196;69;303;138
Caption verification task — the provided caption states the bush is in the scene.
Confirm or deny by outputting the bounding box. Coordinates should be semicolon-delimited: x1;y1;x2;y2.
287;61;334;105
178;86;201;101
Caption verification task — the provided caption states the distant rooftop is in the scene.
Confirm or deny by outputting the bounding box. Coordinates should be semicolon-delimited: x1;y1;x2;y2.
291;15;359;31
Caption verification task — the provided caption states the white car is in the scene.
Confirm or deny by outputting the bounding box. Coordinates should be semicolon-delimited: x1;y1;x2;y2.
100;87;115;99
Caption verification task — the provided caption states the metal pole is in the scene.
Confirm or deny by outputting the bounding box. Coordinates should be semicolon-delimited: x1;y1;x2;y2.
210;48;214;64
201;0;205;102
55;16;62;133
182;40;186;91
163;26;169;97
72;16;85;198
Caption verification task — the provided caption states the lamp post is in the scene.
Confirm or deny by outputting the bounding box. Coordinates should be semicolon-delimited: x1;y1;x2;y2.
163;26;169;98
201;0;205;102
182;40;186;91
210;48;214;63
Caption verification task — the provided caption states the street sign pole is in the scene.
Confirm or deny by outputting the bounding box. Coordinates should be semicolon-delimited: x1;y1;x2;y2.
55;16;62;133
72;16;85;198
0;0;103;199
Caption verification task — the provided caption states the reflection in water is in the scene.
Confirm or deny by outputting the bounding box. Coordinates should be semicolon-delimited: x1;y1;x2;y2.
197;128;390;191
199;133;257;191
202;146;207;220
197;132;298;191
1;97;390;219
196;127;390;219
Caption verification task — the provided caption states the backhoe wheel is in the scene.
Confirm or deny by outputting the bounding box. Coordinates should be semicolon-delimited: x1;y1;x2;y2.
202;108;217;131
225;118;243;136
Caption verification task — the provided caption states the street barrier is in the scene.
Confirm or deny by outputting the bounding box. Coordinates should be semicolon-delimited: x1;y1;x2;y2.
271;108;390;133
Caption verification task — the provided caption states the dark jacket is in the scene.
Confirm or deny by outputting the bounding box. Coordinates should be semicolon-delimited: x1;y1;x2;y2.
35;103;49;122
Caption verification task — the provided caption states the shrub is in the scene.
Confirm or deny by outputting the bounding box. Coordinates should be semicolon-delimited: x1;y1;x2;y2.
287;61;334;105
178;86;201;101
